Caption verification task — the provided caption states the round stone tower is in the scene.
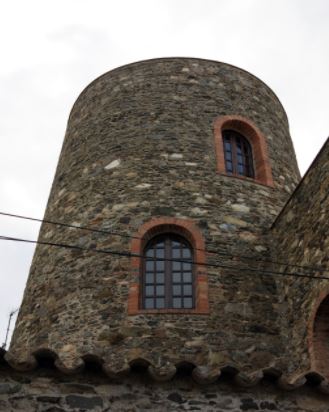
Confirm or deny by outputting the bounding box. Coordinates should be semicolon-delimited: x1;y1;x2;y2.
8;58;300;383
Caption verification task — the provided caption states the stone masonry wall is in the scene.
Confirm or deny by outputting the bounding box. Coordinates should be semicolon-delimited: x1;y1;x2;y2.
271;137;329;380
9;58;300;381
1;361;329;412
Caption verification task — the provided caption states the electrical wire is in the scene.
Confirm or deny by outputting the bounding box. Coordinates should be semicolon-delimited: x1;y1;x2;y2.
0;234;328;282
0;211;327;274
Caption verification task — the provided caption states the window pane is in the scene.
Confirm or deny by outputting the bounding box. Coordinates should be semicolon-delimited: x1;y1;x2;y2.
182;248;192;259
145;273;154;284
183;285;192;296
225;151;232;160
172;241;181;248
226;161;233;172
173;298;182;308
145;298;154;309
183;262;192;271
172;261;181;271
156;248;164;258
173;285;182;296
146;249;154;257
145;286;154;296
156;298;165;309
146;261;154;271
156;273;164;283
156;261;164;271
156;242;164;248
172;249;180;258
224;142;231;150
156;285;164;296
238;164;244;174
183;298;193;308
173;273;181;283
183;273;192;283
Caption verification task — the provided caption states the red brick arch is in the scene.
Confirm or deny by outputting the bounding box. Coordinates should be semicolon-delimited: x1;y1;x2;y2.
308;288;329;378
127;217;209;315
214;115;274;187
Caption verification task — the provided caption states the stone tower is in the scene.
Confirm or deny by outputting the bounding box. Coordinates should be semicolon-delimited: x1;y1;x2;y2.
8;58;302;384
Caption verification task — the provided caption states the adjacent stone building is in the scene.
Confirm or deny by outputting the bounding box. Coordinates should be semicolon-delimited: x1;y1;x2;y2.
1;58;329;411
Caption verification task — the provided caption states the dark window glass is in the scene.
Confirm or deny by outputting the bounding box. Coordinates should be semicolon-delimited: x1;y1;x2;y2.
156;261;164;271
172;249;180;259
183;285;192;295
173;298;182;308
173;261;180;271
145;298;154;309
156;273;164;283
145;286;154;296
156;298;165;309
146;261;153;271
146;249;153;257
156;285;165;296
222;130;254;178
142;234;194;309
183;297;193;308
183;273;192;283
173;285;181;296
156;249;164;258
145;273;153;283
173;273;181;283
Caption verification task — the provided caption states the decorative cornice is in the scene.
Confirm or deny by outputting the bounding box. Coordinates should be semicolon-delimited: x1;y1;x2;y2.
1;349;328;393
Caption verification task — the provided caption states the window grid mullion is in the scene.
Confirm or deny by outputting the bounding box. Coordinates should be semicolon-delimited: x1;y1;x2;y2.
232;134;238;175
178;241;183;308
165;237;171;309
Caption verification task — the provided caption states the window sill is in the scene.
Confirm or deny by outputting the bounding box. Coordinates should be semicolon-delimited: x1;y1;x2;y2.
217;171;275;189
128;308;210;315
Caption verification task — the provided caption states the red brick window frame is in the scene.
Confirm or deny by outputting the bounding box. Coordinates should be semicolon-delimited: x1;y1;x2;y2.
308;289;329;378
127;217;209;315
214;115;274;187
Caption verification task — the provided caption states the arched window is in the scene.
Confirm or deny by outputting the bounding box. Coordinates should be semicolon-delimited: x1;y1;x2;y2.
128;217;209;314
222;130;254;178
311;295;329;376
143;234;194;309
214;115;274;187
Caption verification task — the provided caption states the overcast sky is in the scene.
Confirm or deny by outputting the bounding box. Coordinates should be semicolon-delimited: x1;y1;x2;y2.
0;0;328;346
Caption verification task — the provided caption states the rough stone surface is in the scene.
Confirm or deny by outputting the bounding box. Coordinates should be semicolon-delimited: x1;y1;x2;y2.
0;367;328;411
272;137;329;380
104;159;121;170
65;394;103;409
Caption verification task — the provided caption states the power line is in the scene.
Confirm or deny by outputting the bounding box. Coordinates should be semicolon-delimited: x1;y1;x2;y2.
1;234;328;282
0;210;327;274
0;211;134;238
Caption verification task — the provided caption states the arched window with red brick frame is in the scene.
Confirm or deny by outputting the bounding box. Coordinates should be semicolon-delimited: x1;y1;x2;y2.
214;115;274;187
127;217;209;315
311;294;329;378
